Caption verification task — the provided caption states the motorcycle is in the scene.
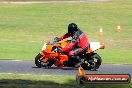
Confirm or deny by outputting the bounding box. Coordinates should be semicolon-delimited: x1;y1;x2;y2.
35;39;105;70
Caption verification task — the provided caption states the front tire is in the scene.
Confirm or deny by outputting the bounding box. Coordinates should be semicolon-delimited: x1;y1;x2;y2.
35;53;55;68
35;53;43;68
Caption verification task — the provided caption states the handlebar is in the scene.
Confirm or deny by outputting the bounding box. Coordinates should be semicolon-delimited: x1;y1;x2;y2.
47;40;59;45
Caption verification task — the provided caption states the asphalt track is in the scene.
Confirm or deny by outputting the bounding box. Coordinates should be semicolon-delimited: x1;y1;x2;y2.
0;60;132;76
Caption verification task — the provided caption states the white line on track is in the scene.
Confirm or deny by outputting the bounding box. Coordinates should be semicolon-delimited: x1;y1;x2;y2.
112;64;122;65
11;60;22;62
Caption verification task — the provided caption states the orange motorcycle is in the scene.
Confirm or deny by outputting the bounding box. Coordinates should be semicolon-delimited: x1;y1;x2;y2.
35;39;105;70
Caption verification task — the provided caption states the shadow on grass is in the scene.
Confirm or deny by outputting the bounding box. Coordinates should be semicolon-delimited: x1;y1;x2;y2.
0;78;131;88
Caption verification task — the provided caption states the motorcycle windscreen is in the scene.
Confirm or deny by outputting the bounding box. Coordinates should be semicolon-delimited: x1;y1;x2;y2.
42;43;47;50
88;42;103;53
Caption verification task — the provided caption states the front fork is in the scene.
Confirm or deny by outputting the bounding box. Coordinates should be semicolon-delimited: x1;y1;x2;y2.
39;51;49;63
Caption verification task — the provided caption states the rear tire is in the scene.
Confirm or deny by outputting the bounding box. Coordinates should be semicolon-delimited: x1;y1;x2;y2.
82;53;102;70
89;53;102;70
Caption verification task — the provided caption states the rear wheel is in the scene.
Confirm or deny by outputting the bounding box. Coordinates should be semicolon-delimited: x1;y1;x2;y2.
82;53;102;70
89;53;102;70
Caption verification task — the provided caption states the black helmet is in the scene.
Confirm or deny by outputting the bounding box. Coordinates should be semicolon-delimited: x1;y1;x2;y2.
68;23;78;33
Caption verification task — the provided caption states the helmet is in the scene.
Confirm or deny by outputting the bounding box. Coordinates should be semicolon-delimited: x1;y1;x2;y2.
68;23;78;33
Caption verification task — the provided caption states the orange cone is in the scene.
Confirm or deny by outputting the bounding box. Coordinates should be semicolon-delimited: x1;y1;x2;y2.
116;24;121;32
78;66;86;76
99;27;104;36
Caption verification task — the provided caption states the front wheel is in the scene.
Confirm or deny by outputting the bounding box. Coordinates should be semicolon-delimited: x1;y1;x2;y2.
35;53;43;68
35;53;55;68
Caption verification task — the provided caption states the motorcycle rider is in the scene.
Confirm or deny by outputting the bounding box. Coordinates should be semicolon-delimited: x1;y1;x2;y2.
54;23;89;67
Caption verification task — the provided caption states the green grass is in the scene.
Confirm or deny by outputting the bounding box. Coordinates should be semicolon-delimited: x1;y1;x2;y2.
0;0;132;64
0;73;131;88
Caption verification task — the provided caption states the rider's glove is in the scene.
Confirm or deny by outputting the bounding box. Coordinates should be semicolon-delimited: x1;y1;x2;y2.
54;37;61;42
